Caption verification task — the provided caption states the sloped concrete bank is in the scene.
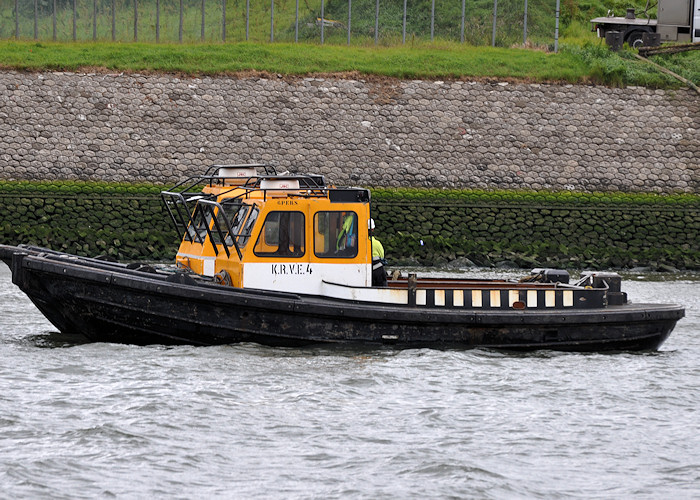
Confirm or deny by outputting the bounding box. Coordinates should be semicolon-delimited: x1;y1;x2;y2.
0;71;698;192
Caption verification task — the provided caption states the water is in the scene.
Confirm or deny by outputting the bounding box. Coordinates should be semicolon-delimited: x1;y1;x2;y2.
1;264;699;499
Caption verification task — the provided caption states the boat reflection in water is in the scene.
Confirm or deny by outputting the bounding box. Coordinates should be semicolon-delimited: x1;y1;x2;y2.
0;164;685;351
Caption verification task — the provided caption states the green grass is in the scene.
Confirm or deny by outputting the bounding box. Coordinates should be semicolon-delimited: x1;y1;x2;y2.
1;38;697;89
1;0;697;88
0;39;587;81
648;50;700;86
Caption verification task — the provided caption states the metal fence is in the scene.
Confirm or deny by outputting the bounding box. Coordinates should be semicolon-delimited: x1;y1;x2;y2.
0;0;563;49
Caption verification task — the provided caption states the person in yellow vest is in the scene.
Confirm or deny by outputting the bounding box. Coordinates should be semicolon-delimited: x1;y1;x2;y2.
336;212;357;255
369;219;387;287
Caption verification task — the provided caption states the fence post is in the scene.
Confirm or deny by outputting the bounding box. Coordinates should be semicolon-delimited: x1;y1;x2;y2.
348;0;351;45
111;0;115;41
321;0;324;44
15;0;19;39
461;0;466;43
179;0;183;43
222;0;226;42
53;0;57;41
34;0;38;40
134;0;138;42
523;0;528;44
431;0;435;42
402;0;406;44
201;0;205;42
246;0;249;41
73;0;77;41
295;0;299;43
491;0;498;47
554;0;560;52
374;0;378;45
157;0;161;42
270;0;274;42
93;0;97;41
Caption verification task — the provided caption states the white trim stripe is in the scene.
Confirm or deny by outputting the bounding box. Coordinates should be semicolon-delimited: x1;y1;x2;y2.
248;282;584;309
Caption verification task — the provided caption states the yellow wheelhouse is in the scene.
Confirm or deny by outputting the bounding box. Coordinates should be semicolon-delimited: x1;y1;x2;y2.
162;164;373;293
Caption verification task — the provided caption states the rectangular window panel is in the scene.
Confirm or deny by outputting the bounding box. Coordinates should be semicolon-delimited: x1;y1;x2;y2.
314;211;358;258
254;211;305;257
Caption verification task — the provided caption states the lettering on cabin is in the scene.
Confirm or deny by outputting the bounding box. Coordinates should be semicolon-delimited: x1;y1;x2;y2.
276;200;299;205
271;264;313;275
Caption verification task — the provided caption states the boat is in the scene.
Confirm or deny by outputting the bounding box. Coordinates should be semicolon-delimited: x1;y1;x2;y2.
0;164;685;351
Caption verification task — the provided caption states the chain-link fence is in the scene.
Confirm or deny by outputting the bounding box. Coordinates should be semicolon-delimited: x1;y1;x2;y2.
0;0;563;48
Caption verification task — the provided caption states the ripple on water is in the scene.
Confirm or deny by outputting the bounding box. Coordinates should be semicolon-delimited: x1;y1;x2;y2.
0;265;699;498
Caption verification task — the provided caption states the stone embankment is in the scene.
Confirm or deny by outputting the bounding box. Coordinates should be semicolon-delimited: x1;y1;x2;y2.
0;71;698;193
1;71;698;268
1;182;698;269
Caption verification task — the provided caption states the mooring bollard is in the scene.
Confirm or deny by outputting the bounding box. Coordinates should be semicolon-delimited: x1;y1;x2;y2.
408;273;417;307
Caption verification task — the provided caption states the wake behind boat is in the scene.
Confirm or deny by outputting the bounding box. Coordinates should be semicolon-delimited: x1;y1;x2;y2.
0;164;684;350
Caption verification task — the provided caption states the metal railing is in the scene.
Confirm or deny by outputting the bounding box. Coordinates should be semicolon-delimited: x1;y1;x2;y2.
1;0;562;49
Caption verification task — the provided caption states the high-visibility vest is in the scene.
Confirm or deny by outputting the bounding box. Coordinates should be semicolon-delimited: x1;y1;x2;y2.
371;236;384;259
336;215;356;250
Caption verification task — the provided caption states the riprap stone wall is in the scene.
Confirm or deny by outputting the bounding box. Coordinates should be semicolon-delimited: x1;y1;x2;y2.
1;71;697;192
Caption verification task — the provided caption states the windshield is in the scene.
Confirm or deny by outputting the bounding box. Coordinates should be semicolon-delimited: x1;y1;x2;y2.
210;201;259;250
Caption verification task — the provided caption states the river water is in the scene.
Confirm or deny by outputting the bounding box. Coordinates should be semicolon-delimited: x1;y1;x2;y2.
0;263;698;499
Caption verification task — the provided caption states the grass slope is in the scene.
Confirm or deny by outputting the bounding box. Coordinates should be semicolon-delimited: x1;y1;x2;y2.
1;0;698;88
0;40;586;81
1;38;698;88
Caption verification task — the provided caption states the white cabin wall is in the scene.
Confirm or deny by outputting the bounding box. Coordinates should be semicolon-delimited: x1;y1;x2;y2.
242;263;371;294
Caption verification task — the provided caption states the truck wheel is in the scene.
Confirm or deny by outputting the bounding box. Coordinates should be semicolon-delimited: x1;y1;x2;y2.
626;31;645;49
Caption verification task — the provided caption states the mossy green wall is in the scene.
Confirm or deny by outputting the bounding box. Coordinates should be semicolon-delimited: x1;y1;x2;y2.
371;189;700;270
1;181;699;270
0;182;179;261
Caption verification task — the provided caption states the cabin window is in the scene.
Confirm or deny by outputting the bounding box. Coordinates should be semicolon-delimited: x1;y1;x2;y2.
186;206;213;243
253;211;305;257
238;206;259;247
210;202;259;249
314;211;358;258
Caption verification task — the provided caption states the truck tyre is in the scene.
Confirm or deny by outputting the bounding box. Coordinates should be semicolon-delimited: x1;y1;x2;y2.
626;31;645;48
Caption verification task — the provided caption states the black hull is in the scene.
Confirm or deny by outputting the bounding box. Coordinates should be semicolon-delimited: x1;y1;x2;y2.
1;246;684;351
